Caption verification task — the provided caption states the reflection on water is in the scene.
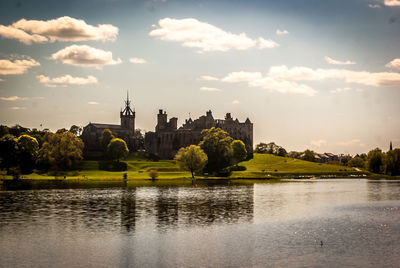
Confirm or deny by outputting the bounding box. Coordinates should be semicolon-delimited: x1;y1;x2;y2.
0;184;254;233
0;179;399;267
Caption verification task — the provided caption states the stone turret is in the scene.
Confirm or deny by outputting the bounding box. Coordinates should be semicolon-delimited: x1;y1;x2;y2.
120;91;135;135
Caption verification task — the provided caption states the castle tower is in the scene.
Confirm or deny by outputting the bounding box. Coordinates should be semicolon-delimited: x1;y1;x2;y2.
156;109;168;131
120;91;135;135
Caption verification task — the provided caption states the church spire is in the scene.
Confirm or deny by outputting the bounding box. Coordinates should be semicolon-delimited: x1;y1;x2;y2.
122;90;134;115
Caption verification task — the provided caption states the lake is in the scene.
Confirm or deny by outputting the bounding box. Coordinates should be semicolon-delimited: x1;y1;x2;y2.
0;179;399;267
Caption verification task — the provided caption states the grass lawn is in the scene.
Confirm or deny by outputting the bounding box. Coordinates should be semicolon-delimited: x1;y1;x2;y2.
0;153;371;182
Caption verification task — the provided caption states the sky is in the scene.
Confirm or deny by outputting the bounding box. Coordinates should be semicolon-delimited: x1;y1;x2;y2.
0;0;399;155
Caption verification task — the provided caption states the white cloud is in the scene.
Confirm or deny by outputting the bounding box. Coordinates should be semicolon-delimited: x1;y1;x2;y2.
276;29;289;35
149;18;278;52
325;56;356;65
129;57;147;64
384;0;400;6
88;101;99;105
0;25;47;44
10;106;26;110
0;58;40;75
0;16;118;44
386;58;400;70
330;87;352;93
257;38;279;49
336;139;363;146
51;45;121;68
200;87;221;92
0;96;27;101
220;71;317;96
37;74;98;86
222;71;263;83
198;75;219;81
267;65;400;86
368;4;381;8
310;139;327;147
232;100;240;104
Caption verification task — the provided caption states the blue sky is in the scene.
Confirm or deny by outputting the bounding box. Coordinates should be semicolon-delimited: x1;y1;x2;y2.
0;0;399;154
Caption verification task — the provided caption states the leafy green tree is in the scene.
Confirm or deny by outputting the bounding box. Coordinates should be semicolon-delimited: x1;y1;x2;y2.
148;169;159;180
255;142;287;156
100;129;115;150
17;134;39;174
302;149;316;162
199;127;233;173
69;125;82;136
174;145;208;179
0;125;9;137
38;131;84;171
107;138;129;161
348;157;365;168
366;148;385;174
386;148;400;176
231;140;247;165
0;134;19;173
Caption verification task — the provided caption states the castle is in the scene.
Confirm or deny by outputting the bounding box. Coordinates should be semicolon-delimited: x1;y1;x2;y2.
145;109;253;159
81;94;253;159
81;93;138;151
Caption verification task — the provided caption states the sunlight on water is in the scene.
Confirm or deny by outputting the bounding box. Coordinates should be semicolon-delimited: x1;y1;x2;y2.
0;179;399;267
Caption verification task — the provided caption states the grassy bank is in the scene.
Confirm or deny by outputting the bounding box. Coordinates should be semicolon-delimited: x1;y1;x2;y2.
0;153;372;183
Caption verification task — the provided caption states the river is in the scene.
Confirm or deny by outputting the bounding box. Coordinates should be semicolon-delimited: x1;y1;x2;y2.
0;179;399;267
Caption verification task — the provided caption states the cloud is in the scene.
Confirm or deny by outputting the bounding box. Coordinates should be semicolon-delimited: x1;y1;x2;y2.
276;29;289;35
310;139;327;147
220;71;317;96
10;106;26;110
232;100;240;104
267;65;400;86
0;58;40;75
330;87;352;93
0;96;27;101
198;75;219;81
200;87;221;92
386;58;400;70
129;57;147;64
336;139;363;146
257;38;279;49
368;4;381;8
37;74;98;87
0;16;118;44
51;45;121;68
88;101;99;105
149;18;278;52
0;78;3;82
325;56;356;65
384;0;400;6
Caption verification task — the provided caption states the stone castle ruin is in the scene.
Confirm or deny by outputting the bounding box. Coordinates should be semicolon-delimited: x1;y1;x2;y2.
145;109;253;159
82;94;253;159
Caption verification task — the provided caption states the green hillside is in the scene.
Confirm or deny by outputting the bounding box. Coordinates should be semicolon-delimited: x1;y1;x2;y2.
231;153;368;178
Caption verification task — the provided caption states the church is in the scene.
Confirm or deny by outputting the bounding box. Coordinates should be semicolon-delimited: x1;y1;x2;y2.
81;94;253;159
81;93;138;152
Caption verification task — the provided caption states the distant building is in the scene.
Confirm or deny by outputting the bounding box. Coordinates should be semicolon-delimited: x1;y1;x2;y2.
145;109;253;159
81;93;138;152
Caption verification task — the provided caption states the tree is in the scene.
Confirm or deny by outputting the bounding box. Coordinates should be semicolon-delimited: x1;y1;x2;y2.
107;138;129;161
17;134;39;174
366;148;385;174
231;140;247;165
0;125;9;137
69;125;82;136
0;134;19;173
199;127;233;173
302;149;316;162
174;145;208;179
386;148;400;176
348;157;365;168
255;142;287;156
148;169;159;180
37;131;84;171
100;129;115;151
134;129;145;150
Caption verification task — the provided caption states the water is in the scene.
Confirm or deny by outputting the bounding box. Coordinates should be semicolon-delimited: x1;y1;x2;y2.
0;179;399;267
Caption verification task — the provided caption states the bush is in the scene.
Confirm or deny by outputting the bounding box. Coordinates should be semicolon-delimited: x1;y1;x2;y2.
148;169;159;180
229;165;247;171
98;161;127;171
